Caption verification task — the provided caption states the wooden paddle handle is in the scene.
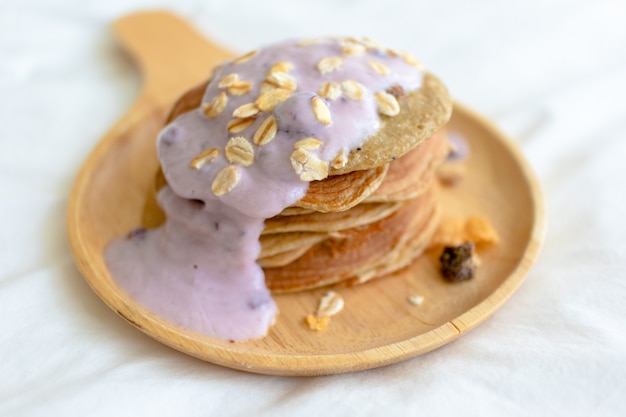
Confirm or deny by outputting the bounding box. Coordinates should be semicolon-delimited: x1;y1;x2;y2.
112;11;234;105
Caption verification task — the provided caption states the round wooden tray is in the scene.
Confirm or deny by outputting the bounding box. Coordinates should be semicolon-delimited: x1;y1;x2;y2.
67;12;544;376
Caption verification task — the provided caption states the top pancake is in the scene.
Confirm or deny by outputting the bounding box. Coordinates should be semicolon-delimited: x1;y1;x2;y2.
164;72;452;176
328;73;452;175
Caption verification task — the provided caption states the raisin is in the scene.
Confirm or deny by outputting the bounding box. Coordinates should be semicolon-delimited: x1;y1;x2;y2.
439;242;476;282
386;84;405;98
126;227;147;240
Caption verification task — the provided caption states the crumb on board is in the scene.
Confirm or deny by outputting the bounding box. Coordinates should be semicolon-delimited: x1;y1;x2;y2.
465;216;499;245
305;314;330;331
317;291;344;317
430;218;466;247
430;215;499;249
304;291;345;332
408;295;425;306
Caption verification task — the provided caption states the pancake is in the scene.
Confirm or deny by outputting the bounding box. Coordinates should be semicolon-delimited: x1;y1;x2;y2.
106;37;461;344
258;244;321;268
140;126;450;292
259;231;329;259
292;163;388;212
342;203;441;287
151;69;452;204
328;73;452;175
262;201;403;234
277;207;315;216
142;128;448;227
365;128;449;203
139;38;454;295
162;72;452;177
164;80;209;125
265;185;439;292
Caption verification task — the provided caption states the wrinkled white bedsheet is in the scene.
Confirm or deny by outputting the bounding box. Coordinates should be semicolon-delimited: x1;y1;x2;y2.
1;1;625;415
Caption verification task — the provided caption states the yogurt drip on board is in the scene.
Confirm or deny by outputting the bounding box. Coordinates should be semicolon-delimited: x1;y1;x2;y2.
105;38;426;341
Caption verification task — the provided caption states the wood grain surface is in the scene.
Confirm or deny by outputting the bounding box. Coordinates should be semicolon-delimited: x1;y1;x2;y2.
67;11;545;375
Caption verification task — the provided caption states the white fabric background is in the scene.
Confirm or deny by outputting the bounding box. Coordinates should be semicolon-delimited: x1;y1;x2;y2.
2;0;625;415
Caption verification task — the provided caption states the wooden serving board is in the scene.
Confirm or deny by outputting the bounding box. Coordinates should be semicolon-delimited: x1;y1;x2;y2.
67;11;545;375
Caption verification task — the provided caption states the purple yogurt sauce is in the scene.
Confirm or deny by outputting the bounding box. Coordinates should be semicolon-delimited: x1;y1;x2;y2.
105;38;426;341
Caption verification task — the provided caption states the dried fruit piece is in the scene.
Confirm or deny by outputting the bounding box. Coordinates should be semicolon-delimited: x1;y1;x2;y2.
465;216;499;245
386;84;405;98
294;138;322;151
227;81;253;96
190;147;220;170
225;136;254;167
211;166;241;196
316;291;344;317
430;218;466;247
375;91;400;116
431;216;499;248
318;81;342;100
311;96;332;125
439;242;476;282
305;314;330;331
218;73;239;88
341;80;367;101
253;115;278;145
202;92;228;118
317;56;343;74
255;88;291;112
227;117;255;133
232;102;259;118
233;50;257;64
369;60;390;76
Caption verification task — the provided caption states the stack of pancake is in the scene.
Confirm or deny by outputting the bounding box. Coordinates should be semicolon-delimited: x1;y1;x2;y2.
143;73;452;293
